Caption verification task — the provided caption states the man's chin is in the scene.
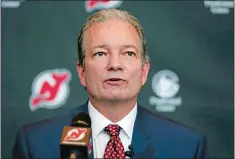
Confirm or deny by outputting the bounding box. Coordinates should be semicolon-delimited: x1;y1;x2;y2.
100;94;132;102
102;96;128;102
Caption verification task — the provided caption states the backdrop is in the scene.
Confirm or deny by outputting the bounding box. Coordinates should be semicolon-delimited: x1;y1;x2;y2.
1;1;234;158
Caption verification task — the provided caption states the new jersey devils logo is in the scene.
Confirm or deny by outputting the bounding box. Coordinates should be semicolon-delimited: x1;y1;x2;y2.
65;128;87;141
29;69;71;111
85;0;123;13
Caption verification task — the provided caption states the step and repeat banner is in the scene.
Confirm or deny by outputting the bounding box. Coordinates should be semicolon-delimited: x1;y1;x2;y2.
1;1;234;158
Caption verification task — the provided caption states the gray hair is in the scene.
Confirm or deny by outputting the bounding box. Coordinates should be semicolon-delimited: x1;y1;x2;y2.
77;8;149;67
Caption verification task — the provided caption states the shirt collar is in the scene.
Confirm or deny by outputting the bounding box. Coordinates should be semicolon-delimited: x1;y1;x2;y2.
88;100;137;139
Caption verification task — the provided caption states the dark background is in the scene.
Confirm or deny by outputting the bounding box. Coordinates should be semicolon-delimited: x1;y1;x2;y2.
1;1;234;158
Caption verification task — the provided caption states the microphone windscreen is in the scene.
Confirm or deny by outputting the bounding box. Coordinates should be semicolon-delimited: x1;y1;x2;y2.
71;112;91;127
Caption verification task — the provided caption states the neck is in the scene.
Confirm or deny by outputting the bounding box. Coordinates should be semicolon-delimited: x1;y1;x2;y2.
88;97;137;123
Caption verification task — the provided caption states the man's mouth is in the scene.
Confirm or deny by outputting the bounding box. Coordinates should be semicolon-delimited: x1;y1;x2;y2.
104;78;125;85
107;78;123;81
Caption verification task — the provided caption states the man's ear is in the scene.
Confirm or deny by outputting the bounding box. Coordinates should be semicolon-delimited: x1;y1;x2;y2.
141;60;150;86
76;62;86;87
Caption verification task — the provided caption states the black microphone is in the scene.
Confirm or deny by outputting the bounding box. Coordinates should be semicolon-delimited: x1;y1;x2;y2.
60;112;92;159
125;145;134;158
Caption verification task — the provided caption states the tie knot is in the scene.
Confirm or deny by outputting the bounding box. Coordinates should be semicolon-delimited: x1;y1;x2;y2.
104;124;121;136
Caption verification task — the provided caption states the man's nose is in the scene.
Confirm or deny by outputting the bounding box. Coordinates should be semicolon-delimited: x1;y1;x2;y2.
107;53;123;71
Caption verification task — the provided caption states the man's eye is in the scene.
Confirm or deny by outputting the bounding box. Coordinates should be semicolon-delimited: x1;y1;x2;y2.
126;51;134;56
94;52;105;56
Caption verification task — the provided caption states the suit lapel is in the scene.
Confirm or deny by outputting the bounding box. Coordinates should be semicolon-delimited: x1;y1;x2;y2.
131;106;154;158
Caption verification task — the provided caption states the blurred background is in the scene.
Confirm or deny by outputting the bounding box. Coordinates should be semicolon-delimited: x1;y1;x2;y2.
1;0;234;158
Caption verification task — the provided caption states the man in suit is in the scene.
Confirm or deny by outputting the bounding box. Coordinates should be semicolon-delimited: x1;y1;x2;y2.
13;9;208;159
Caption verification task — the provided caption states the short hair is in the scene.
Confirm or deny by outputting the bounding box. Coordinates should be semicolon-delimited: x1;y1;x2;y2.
77;8;149;67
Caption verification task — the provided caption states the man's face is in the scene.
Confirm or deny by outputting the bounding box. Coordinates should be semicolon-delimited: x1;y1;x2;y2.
77;19;150;102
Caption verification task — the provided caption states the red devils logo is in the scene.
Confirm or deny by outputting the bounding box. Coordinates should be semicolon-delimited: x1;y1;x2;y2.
29;69;71;111
85;0;123;13
65;128;87;141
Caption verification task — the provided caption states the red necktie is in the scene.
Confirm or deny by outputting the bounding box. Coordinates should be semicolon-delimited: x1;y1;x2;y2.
103;124;126;159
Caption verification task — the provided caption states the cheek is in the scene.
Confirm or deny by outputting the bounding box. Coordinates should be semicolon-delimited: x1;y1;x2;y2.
85;64;103;82
130;67;143;81
128;65;147;85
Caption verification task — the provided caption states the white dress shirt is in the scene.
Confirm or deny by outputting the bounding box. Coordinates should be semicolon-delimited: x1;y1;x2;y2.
88;100;137;158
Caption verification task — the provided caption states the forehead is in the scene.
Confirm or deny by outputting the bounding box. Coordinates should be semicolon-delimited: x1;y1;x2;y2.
84;19;141;49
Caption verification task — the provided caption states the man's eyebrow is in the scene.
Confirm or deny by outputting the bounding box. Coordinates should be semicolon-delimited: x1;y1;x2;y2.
92;44;109;50
121;45;138;50
91;44;139;51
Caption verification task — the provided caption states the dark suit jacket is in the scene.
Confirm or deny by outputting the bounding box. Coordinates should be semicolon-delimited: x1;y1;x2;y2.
13;102;208;158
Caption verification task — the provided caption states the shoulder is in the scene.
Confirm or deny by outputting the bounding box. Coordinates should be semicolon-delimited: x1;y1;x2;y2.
18;103;88;137
137;105;208;158
138;105;204;138
12;103;88;158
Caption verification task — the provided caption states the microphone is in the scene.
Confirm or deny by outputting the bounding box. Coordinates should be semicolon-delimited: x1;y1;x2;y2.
60;112;92;159
125;145;134;158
